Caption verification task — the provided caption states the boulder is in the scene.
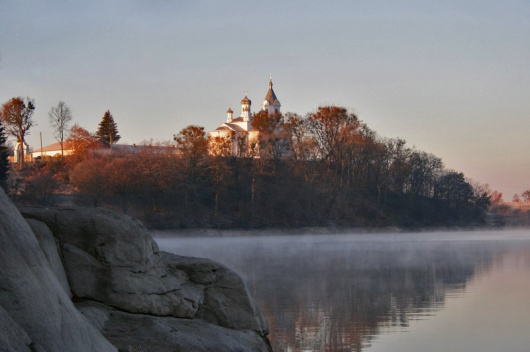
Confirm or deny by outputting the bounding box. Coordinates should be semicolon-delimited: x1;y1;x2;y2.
20;206;269;340
77;301;271;352
0;189;117;352
163;252;267;331
0;306;36;352
26;218;71;297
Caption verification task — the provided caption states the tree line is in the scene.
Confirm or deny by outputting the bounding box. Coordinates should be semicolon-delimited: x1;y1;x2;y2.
2;98;495;228
0;95;496;228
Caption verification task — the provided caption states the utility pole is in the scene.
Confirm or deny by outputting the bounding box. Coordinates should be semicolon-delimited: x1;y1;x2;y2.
40;132;43;159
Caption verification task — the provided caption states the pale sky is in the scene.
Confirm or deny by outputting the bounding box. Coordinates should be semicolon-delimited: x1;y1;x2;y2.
1;1;529;199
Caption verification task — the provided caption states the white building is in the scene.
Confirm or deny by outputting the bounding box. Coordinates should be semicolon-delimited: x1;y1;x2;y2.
30;140;177;159
13;141;31;163
31;142;72;159
208;78;281;157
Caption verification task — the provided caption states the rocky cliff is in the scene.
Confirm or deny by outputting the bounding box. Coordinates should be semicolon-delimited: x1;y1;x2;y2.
0;188;271;352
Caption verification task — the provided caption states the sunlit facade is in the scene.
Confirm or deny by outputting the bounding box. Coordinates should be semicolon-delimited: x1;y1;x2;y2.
208;78;281;157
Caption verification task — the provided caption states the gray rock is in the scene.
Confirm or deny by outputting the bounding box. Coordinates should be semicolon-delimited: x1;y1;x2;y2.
20;206;158;266
0;305;36;352
77;301;271;352
20;206;269;336
61;242;204;318
0;189;117;352
26;218;71;297
163;252;268;332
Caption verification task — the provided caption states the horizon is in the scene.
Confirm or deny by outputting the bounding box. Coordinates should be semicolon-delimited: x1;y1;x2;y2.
1;1;529;200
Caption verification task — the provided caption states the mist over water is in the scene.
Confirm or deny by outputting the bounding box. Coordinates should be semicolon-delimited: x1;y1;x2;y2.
153;229;530;352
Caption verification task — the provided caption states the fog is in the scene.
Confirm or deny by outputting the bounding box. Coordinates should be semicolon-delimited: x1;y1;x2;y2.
153;229;530;352
154;229;529;274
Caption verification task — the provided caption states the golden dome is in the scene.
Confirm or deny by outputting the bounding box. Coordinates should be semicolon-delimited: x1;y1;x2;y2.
241;95;251;105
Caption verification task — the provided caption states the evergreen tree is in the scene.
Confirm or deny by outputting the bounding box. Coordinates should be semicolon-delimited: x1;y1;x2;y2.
0;121;9;190
96;110;120;144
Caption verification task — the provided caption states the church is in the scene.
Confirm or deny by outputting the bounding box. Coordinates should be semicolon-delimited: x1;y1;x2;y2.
208;77;281;157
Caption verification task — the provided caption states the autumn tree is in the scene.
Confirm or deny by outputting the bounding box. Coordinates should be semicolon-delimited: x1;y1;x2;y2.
303;106;362;216
134;146;179;213
48;101;73;158
208;131;234;219
344;125;380;188
252;111;290;169
0;97;36;166
174;125;208;163
283;113;320;183
96;110;120;144
307;106;360;165
489;191;503;205
70;157;107;206
103;157;139;213
23;167;60;205
173;125;209;213
0;121;9;190
65;124;97;162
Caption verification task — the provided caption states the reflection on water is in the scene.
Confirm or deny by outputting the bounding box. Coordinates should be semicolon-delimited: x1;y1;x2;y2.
154;230;530;352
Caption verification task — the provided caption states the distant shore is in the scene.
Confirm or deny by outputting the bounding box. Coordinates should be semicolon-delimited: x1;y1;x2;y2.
149;225;506;238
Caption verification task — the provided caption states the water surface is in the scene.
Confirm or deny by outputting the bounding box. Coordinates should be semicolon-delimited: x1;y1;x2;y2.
153;229;530;352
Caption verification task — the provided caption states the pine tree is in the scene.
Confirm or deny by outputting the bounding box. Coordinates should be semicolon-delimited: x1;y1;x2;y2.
96;110;121;144
0;121;10;190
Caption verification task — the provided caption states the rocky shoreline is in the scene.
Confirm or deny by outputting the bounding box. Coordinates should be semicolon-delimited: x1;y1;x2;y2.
0;188;271;352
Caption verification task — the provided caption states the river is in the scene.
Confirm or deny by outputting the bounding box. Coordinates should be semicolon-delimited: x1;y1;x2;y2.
153;229;530;352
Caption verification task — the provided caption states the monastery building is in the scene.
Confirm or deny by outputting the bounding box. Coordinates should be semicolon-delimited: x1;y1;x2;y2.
208;78;281;157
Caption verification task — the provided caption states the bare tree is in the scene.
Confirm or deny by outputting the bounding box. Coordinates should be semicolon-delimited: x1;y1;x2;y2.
48;101;73;158
522;189;530;202
0;97;36;166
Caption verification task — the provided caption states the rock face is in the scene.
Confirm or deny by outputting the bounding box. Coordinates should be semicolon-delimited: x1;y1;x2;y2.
17;204;270;351
77;301;271;352
26;218;72;297
0;189;117;352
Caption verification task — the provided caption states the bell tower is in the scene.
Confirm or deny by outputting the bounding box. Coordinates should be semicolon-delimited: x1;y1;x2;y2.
262;75;281;115
241;92;252;121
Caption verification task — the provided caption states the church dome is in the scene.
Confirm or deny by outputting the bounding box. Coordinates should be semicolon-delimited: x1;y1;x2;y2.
227;107;233;113
241;95;251;105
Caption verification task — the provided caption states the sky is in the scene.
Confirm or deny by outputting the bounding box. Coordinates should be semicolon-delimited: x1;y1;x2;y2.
1;0;529;199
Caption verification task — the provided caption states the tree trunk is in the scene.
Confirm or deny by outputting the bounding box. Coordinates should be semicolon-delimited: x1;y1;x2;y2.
19;136;25;167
